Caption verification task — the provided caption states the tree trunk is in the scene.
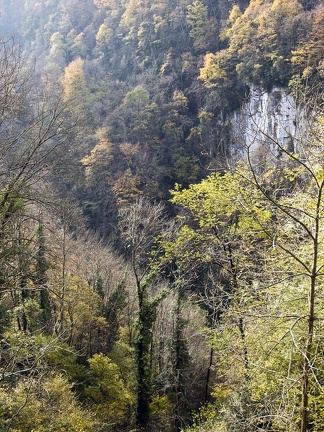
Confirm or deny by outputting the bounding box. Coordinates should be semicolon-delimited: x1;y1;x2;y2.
135;282;151;428
301;185;321;432
204;347;214;402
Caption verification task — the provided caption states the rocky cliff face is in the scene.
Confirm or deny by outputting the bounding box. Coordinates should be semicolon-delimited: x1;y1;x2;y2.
231;85;304;159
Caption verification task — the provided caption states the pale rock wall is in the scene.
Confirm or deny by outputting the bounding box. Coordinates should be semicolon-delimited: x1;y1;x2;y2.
231;84;304;158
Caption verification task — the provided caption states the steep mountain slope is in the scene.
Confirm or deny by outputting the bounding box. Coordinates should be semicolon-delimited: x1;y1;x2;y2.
1;0;322;235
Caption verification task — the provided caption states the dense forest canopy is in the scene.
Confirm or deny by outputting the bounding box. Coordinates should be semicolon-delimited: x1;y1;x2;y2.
0;0;322;225
0;0;323;431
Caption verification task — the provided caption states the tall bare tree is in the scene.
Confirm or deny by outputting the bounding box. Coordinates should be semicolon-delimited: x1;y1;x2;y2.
118;197;167;429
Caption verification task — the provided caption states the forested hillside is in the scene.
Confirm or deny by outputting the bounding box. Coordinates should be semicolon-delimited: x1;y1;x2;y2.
0;0;323;431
